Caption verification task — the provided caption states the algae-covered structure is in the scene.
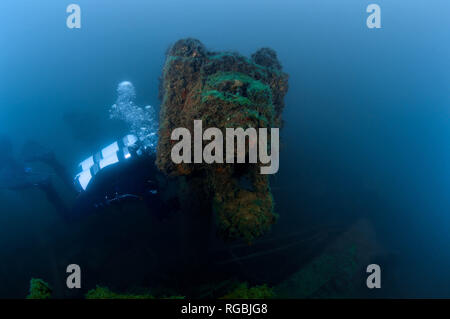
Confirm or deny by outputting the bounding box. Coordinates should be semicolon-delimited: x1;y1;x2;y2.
156;38;289;242
26;278;52;299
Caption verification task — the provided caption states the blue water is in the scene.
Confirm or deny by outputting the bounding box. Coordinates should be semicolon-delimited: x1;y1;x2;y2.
0;0;449;297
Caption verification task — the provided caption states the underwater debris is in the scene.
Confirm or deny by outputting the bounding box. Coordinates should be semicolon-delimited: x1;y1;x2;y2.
26;278;52;299
274;219;383;298
109;81;158;152
274;245;359;298
156;38;289;243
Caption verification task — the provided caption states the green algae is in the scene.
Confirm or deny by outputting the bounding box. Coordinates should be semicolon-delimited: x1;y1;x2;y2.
201;89;253;106
201;72;275;125
206;72;272;99
85;286;185;299
85;286;155;299
221;282;275;299
25;278;275;300
27;278;52;299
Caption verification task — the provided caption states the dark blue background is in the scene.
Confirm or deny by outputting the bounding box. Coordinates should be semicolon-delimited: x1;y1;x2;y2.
0;0;449;297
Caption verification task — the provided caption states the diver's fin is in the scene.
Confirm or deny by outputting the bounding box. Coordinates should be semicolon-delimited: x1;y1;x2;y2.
21;140;75;193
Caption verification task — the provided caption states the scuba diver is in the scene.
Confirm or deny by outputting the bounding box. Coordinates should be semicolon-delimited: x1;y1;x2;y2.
71;133;177;221
0;133;176;222
70;81;178;220
0;81;176;222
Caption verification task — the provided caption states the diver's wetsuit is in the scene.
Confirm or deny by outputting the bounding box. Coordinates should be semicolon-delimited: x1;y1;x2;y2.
71;152;176;220
0;135;176;221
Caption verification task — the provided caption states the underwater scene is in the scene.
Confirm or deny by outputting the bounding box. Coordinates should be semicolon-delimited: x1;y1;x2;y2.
0;0;449;299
